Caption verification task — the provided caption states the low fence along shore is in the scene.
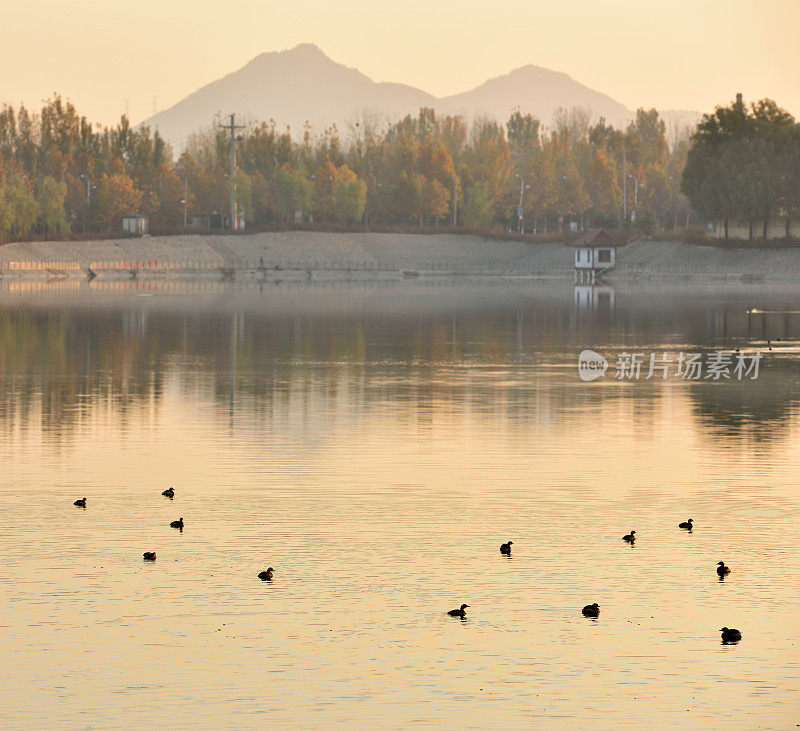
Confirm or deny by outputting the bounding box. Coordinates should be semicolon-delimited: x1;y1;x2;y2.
0;258;563;281
2;231;800;283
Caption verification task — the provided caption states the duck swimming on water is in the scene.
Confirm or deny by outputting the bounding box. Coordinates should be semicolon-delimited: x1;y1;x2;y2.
162;487;174;498
582;603;600;617
500;541;513;555
720;627;742;643
74;498;86;508
622;530;636;543
717;561;731;577
258;568;274;581
678;518;693;530
170;517;184;530
447;603;469;618
143;552;156;561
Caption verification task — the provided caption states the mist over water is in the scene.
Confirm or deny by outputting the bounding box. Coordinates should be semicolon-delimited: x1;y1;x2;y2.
2;282;799;729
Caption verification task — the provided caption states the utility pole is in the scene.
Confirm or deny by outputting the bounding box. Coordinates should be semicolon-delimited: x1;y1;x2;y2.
453;179;457;227
622;147;627;227
220;113;245;230
621;146;637;228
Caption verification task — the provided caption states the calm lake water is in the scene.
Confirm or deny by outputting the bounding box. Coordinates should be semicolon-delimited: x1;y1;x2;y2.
1;281;799;730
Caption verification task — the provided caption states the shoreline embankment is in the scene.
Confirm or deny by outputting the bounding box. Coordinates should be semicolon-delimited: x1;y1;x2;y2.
1;231;800;284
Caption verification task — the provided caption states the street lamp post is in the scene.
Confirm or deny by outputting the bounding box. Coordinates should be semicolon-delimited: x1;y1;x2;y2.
627;174;640;222
309;174;317;223
80;174;95;204
515;174;531;234
80;174;96;232
180;172;188;228
621;147;637;227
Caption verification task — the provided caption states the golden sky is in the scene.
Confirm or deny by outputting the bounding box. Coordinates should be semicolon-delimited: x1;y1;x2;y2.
4;0;799;126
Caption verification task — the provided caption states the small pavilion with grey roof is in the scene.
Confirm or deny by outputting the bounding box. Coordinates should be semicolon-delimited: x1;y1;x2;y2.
566;228;626;284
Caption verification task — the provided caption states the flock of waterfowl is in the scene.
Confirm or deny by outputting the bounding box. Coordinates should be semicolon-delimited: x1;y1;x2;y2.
73;488;276;576
447;519;742;645
72;496;739;644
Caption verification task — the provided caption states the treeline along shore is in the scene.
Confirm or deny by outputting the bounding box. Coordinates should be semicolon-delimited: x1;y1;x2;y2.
3;231;800;283
0;92;798;245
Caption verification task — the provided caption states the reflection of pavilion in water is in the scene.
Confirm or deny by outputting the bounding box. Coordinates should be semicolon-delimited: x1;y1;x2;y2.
574;284;615;314
3;290;800;448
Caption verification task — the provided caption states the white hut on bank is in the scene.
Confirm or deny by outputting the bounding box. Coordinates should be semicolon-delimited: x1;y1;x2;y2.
567;228;625;283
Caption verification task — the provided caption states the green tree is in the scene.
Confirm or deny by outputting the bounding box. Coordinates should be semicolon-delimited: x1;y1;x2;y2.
584;148;620;215
781;125;800;236
312;159;337;221
250;170;279;223
37;176;68;235
507;109;541;170
463;181;494;228
682;95;797;240
4;177;38;237
465;119;511;224
0;194;12;241
275;164;312;221
394;172;424;225
332;164;366;223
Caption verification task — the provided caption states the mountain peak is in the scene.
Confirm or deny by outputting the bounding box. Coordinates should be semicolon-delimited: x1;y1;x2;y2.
509;64;571;80
246;43;332;70
142;44;636;148
444;62;629;126
284;43;328;59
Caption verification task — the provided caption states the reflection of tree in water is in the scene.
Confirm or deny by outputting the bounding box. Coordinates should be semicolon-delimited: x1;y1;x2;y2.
573;290;800;346
0;289;798;446
208;308;566;422
574;291;800;446
0;301;581;441
0;310;168;443
688;362;799;444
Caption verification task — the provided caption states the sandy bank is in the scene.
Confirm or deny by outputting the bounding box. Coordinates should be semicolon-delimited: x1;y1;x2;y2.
1;231;799;282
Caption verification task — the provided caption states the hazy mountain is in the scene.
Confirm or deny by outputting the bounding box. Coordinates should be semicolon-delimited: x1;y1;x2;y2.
141;44;699;149
143;44;438;147
442;65;631;127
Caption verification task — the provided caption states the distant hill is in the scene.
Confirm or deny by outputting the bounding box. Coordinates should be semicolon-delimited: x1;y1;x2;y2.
140;44;699;149
143;44;438;147
442;65;630;127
